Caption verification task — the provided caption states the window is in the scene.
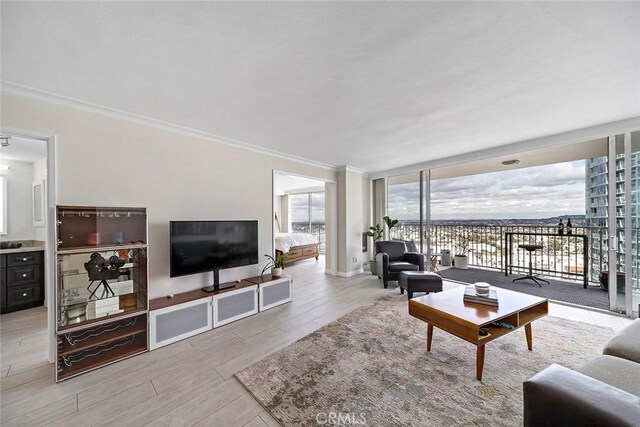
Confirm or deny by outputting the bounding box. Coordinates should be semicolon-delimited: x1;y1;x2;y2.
290;192;326;253
386;173;420;244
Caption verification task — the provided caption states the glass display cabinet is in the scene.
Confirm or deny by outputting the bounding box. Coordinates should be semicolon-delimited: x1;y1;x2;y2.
55;206;149;381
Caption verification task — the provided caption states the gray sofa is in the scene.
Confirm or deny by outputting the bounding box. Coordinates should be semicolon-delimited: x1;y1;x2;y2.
523;318;640;426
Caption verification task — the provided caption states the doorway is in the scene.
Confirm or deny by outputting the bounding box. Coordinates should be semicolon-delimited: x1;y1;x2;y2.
273;171;336;275
1;130;57;373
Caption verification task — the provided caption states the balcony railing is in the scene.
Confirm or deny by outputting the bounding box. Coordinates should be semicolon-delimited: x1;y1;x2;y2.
390;222;639;289
291;222;326;253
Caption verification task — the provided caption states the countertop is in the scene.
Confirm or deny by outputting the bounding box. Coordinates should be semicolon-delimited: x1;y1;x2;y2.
0;240;45;255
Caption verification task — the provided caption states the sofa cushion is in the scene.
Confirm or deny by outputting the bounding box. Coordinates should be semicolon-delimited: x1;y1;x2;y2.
603;318;640;364
388;262;420;272
577;355;640;396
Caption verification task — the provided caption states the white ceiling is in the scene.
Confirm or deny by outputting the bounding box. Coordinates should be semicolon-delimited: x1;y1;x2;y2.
0;136;47;163
274;174;325;196
1;2;639;173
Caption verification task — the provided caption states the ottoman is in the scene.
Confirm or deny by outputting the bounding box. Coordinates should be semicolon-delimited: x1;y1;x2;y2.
398;271;443;300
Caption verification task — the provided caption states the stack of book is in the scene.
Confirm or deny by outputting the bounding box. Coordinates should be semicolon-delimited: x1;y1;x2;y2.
463;286;499;307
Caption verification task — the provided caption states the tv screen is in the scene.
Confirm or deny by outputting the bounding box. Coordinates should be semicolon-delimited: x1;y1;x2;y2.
170;220;259;278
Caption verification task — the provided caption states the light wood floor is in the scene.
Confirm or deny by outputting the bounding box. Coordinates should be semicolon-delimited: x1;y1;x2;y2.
0;260;633;426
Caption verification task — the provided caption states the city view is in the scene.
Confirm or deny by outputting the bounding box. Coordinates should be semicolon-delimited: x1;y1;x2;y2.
292;155;639;293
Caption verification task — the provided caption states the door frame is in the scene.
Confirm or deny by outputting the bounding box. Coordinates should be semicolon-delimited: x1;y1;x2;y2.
0;126;57;363
272;170;337;276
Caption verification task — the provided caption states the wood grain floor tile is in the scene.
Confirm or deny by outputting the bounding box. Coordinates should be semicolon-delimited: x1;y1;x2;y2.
0;258;634;427
45;381;157;427
192;393;263;427
146;378;246;426
2;394;77;427
257;410;281;427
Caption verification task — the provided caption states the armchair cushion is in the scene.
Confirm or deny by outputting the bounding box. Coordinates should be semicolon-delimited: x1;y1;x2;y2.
603;318;640;364
577;355;640;396
375;241;407;262
388;262;420;272
393;239;418;252
404;252;426;270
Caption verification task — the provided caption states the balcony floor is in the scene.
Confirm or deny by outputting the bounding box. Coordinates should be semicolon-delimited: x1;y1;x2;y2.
439;266;612;310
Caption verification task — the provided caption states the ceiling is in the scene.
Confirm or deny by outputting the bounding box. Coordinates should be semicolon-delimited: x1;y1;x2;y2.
1;2;639;173
274;174;325;196
0;136;47;163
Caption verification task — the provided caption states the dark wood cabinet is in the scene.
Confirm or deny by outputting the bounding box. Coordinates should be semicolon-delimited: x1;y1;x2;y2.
1;251;45;314
55;206;149;381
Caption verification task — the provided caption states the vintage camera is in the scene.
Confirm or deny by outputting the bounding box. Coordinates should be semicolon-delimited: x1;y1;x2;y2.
84;253;125;281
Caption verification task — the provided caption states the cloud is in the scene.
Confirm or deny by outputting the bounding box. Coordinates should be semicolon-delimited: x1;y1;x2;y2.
290;192;325;222
387;160;586;220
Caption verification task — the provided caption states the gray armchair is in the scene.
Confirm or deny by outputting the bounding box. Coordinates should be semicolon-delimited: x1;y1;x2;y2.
375;241;425;288
523;319;640;427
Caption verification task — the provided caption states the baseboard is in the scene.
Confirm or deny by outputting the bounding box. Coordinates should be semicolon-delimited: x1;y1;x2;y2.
325;269;338;276
336;268;364;278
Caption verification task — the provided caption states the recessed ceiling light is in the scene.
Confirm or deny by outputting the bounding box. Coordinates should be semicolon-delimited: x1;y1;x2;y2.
501;159;520;166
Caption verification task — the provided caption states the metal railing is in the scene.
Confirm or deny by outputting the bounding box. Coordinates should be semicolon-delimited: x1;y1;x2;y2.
291;222;326;253
390;221;639;289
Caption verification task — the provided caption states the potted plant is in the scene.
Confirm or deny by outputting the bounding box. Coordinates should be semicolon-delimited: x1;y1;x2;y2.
454;235;471;269
366;224;384;275
383;216;399;234
261;253;285;278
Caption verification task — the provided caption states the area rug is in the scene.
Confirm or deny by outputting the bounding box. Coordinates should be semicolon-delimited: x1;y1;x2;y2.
234;294;615;426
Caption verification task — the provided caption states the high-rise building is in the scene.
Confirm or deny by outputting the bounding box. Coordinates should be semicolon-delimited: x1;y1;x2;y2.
585;154;640;289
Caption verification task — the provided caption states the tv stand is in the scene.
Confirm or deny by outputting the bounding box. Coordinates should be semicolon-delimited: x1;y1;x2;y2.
149;275;292;350
202;282;236;292
201;269;236;292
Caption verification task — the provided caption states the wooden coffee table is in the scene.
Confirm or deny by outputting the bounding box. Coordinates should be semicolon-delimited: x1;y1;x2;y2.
408;286;548;380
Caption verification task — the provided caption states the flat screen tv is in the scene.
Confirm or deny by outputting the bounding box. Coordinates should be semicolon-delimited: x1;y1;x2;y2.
170;220;258;291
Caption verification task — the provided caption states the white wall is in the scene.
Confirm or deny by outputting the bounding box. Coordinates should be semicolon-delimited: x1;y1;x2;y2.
32;157;47;241
1;93;336;299
2;159;37;241
274;195;283;233
336;168;364;275
361;175;371;266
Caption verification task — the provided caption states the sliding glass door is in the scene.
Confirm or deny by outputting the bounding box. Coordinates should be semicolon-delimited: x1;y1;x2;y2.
386;173;421;245
609;132;639;315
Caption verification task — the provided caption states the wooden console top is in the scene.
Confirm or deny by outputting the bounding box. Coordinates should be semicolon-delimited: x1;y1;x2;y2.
149;275;291;311
150;280;255;311
245;274;290;284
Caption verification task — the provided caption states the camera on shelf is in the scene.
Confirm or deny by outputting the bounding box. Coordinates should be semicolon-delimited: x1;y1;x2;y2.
84;253;126;281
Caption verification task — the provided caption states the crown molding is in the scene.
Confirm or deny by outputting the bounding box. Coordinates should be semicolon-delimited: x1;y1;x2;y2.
1;81;338;172
337;165;369;177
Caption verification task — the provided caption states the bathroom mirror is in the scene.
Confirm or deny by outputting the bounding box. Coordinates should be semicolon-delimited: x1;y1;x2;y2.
33;180;45;227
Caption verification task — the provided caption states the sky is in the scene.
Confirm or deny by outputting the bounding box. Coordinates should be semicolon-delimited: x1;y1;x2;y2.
387;160;586;220
290;192;325;222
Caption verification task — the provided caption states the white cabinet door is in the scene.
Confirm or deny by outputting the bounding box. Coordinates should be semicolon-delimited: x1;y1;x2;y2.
149;297;212;350
259;277;292;311
212;285;258;328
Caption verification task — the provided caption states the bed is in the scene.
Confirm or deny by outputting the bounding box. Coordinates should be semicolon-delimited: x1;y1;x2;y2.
275;232;320;265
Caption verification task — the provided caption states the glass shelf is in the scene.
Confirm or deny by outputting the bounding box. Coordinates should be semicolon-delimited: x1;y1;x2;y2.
57;248;148;329
57;206;147;251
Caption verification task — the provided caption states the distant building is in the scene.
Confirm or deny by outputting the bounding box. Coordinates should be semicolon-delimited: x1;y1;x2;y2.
585;154;640;289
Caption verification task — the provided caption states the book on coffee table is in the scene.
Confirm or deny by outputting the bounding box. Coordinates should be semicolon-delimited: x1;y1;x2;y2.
463;286;499;307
